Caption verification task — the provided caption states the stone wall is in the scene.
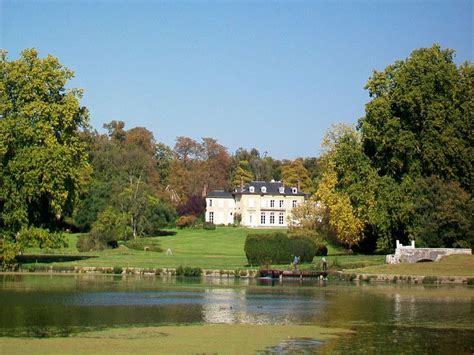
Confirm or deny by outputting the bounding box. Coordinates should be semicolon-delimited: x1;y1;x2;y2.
386;240;471;264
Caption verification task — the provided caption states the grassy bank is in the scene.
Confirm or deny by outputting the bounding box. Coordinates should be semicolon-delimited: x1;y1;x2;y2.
347;255;474;277
0;324;350;354
21;227;383;271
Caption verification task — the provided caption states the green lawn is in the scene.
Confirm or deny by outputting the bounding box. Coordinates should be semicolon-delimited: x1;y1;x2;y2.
348;254;474;277
22;227;383;270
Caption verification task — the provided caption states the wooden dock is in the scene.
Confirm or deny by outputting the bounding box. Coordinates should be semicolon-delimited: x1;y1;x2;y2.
259;269;328;279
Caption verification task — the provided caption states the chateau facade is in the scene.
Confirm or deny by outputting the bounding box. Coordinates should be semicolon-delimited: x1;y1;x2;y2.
205;181;307;228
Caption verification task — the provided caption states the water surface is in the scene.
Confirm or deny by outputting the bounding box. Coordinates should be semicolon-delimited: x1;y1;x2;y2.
1;274;473;353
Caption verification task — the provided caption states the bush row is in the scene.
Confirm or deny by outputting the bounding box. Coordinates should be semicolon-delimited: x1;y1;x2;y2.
244;232;324;266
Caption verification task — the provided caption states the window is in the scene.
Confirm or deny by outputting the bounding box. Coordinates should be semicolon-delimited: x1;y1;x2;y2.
270;200;275;207
279;186;285;194
279;212;284;225
249;214;253;224
279;200;284;208
292;187;298;194
249;199;254;208
260;212;266;224
292;200;297;208
209;199;213;207
270;212;275;224
261;186;267;193
249;186;255;193
209;212;214;223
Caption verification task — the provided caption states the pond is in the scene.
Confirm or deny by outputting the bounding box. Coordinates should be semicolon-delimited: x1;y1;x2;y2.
1;274;473;353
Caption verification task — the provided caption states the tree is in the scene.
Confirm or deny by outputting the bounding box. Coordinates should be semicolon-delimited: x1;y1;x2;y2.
0;49;91;260
316;160;364;247
281;160;313;192
406;176;474;248
359;44;473;191
231;160;254;188
169;137;231;200
74;122;176;237
288;196;325;241
155;142;173;187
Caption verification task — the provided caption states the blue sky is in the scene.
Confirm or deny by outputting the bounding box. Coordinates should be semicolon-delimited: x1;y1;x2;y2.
1;1;472;159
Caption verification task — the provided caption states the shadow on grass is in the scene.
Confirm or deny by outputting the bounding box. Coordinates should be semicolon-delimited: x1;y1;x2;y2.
17;254;97;264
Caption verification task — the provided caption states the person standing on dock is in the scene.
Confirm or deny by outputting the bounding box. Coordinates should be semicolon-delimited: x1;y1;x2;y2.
293;255;300;272
321;257;327;271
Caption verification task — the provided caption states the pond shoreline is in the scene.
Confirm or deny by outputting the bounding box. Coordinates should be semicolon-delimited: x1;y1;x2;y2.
337;271;474;284
1;265;474;284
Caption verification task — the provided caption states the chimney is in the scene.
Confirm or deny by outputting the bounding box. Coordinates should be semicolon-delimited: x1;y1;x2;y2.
240;178;244;192
202;184;207;198
297;179;301;191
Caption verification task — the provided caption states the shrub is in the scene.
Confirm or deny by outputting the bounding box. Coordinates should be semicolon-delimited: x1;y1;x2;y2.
153;230;177;237
175;265;202;276
177;195;206;217
142;200;178;235
244;232;317;266
203;222;216;230
422;276;438;284
176;215;197;229
315;244;328;256
90;207;130;245
77;234;104;252
288;235;317;262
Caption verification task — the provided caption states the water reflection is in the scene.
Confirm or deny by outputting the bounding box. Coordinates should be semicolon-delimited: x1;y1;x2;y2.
0;274;473;353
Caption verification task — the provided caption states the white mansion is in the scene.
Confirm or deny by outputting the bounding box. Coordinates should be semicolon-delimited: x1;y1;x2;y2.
205;181;307;228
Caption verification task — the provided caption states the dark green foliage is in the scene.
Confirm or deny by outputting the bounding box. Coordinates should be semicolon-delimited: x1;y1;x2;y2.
142;200;177;235
152;230;177;237
422;276;438;284
359;44;473;191
203;222;216;230
175;265;202;277
407;176;474;248
73;180;112;231
315;244;328;256
288;235;318;262
244;232;317;266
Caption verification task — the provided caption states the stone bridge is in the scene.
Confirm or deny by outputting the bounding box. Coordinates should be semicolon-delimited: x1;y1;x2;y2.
386;240;472;264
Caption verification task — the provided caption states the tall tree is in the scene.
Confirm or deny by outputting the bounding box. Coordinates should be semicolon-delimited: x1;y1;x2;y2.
231;160;254;188
281;160;313;192
359;44;473;191
0;49;91;261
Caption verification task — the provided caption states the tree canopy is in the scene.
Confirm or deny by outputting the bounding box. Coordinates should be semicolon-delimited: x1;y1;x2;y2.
0;49;92;261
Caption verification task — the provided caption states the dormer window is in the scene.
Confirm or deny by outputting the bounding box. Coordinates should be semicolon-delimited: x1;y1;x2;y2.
261;186;267;193
279;186;285;194
292;187;298;194
249;186;255;193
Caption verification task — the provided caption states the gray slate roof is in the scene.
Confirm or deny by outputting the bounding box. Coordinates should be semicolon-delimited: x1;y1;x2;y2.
236;181;307;196
207;181;308;198
207;190;234;198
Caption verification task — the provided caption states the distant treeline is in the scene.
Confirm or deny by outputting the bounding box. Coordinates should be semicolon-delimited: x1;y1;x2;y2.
0;44;472;264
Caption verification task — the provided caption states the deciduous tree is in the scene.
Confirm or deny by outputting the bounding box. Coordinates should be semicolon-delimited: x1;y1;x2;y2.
0;49;91;260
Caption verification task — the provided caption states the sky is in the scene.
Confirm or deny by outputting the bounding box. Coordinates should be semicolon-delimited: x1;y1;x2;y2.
1;0;472;159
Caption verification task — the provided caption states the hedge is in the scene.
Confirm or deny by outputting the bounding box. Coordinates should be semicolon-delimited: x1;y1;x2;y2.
244;232;318;266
